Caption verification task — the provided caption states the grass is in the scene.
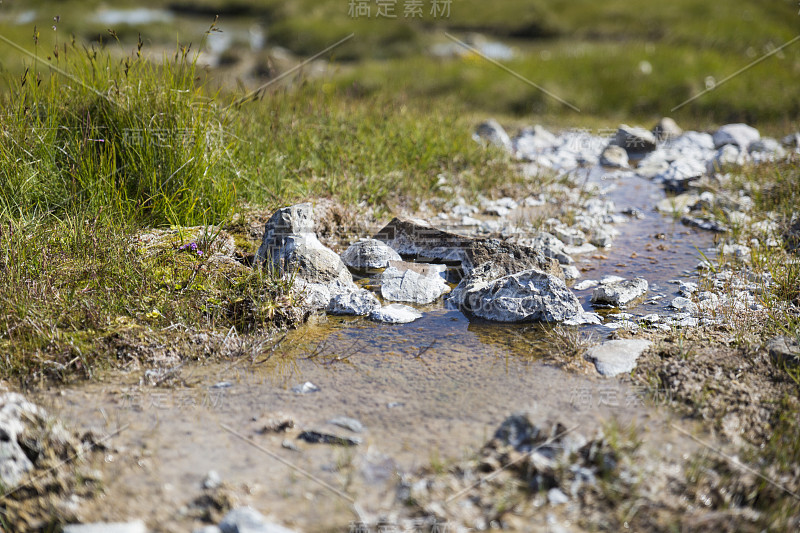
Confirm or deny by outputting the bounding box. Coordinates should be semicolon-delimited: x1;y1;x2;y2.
0;32;525;383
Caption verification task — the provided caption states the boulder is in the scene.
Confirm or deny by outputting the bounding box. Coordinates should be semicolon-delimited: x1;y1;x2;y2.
473;119;512;153
767;336;800;368
599;144;629;168
380;266;450;304
374;217;559;276
449;269;584;323
707;145;748;173
712;123;760;150
513;125;558;158
327;290;381;316
612;125;657;154
341;238;401;270
584;339;652;377
652;117;683;143
590;278;648;308
656;159;706;192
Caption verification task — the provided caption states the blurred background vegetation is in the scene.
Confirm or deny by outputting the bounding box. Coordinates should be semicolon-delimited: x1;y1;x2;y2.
0;0;798;130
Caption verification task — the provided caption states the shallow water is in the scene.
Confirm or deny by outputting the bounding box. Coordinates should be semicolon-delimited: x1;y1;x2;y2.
33;167;718;530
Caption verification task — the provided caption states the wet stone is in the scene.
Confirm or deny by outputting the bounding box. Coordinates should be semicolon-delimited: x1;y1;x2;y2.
369;304;423;324
590;278;649;308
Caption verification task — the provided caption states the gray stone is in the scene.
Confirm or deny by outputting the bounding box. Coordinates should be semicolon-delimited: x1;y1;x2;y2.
652;117;683;143
203;470;222;490
585;339;653;377
369;304;423;324
452;269;584;323
712;123;760;150
548;487;570;505
613;125;657;153
329;416;364;433
194;527;223;533
590;278;648;308
767;336;800;368
256;204;352;285
656;160;706;192
327;290;381;316
219;507;296;533
255;203;315;264
781;132;800;150
552;226;586;246
63;522;147;533
599;144;629;168
380;266;449;304
670;296;698;315
707;144;747;173
0;393;43;487
341;239;401;270
374;217;559;277
474;119;512;152
291;381;319;394
749;138;787;158
656;193;699;214
513;125;558;158
561;265;581;280
589;226;615;248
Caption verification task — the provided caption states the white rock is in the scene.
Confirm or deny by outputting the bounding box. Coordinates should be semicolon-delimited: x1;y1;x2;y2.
562;265;581;280
670;296;698;315
584;339;653;377
474;119;512;152
327;290;381;316
370;304;423;324
573;280;599;291
380;266;450;304
591;278;649;308
712;123;760;150
341;239;401;269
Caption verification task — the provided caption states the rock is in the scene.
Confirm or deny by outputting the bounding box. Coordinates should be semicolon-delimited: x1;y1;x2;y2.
548;488;569;505
652;117;683;143
573;280;599;291
657;193;699;214
682;215;728;233
712;123;760;150
599;144;629;168
0;393;41;487
552;226;586;246
341;238;401;270
670;296;698;315
450;269;584;323
291;381;319;394
63;523;147;533
369;304;423;324
474;119;512;152
767;336;800;368
589;226;615;248
327;290;381;316
613;125;657;154
380;266;449;304
781;132;800;150
219;507;296;533
707;145;747;173
584;339;653;377
749;138;787;158
297;430;361;447
194;527;223;533
590;278;648;308
513;125;558;158
374;217;559;276
256;204;351;285
561;265;581;280
329;416;364;433
202;470;222;490
656;160;706;192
